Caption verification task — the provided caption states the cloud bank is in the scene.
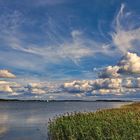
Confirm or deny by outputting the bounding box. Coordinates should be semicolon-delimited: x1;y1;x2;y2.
61;52;140;98
62;78;140;95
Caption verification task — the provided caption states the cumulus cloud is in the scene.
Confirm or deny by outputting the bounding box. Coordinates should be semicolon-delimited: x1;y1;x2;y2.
0;85;13;93
122;77;140;88
28;88;46;95
0;79;20;94
7;52;140;99
62;50;140;97
0;70;16;78
118;52;140;74
98;66;120;78
1;76;140;100
62;77;140;96
21;82;62;95
0;52;140;99
24;83;47;94
62;78;122;93
100;52;140;78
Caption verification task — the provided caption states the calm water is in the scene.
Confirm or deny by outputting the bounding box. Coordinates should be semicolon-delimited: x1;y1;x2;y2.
0;101;130;140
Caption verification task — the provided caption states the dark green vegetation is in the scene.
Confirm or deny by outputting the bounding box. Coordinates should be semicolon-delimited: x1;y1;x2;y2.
48;102;140;140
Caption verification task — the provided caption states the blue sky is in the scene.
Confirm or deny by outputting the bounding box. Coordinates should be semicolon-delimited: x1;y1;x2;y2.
0;0;140;80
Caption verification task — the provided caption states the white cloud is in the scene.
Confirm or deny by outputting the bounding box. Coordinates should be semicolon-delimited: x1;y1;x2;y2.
9;51;140;99
61;54;140;96
62;78;122;93
1;76;140;99
122;77;140;88
4;3;139;69
71;30;82;38
28;88;46;95
111;4;140;53
98;66;120;78
100;52;140;77
0;10;115;71
118;52;140;74
62;77;140;96
0;85;13;93
4;31;96;64
0;70;16;78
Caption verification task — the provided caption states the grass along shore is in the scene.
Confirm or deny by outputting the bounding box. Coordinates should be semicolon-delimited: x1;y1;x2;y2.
48;102;140;140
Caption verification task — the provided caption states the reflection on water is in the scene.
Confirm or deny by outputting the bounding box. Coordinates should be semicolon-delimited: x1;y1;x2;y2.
0;101;130;140
0;126;8;136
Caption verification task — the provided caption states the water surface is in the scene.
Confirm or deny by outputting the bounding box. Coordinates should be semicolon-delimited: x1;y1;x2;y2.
0;101;130;140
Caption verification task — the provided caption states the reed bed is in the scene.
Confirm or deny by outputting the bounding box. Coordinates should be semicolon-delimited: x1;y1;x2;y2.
48;102;140;140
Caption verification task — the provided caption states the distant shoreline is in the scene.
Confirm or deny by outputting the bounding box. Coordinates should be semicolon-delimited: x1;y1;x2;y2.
0;99;133;102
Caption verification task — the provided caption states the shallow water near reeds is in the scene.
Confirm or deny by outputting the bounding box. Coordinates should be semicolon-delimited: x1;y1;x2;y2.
0;101;130;140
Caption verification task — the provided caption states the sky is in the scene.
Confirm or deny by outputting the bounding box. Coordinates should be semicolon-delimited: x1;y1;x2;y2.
0;0;140;80
0;0;140;100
